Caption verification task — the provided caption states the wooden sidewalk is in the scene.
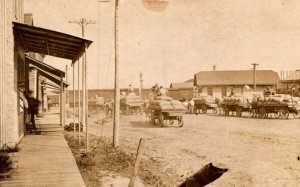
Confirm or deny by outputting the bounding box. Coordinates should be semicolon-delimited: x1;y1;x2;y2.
0;112;86;187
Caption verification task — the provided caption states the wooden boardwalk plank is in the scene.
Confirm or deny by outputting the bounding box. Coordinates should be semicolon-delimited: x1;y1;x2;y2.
0;113;85;187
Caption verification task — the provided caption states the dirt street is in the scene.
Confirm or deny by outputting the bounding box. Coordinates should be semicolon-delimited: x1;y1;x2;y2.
88;113;300;186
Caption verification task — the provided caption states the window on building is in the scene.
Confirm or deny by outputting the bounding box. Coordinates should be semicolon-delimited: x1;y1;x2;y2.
221;87;227;97
207;87;213;96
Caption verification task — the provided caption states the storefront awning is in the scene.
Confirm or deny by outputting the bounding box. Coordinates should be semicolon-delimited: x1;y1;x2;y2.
26;55;68;87
25;55;65;77
13;22;92;62
35;67;68;88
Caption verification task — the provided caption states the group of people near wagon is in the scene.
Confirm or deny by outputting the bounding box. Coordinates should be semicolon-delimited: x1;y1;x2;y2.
151;83;168;98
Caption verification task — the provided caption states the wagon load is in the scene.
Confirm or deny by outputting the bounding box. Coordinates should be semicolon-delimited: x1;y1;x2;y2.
148;97;186;111
170;100;186;111
290;97;300;110
148;100;173;110
120;94;143;107
120;93;144;115
155;95;173;101
221;96;249;107
257;94;288;106
194;95;215;105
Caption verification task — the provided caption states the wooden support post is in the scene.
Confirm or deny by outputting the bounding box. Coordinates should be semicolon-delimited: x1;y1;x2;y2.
78;59;81;145
128;138;144;187
84;46;89;153
60;74;63;126
73;63;75;136
62;82;66;126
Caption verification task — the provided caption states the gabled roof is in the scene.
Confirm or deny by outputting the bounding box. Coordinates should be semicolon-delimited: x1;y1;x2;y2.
194;70;280;86
13;22;92;62
170;82;194;89
184;79;194;83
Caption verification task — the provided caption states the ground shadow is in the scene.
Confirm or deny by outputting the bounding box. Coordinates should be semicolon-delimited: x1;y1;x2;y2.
130;121;182;129
129;121;162;129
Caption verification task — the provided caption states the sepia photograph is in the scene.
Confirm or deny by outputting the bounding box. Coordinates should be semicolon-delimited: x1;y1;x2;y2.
0;0;300;186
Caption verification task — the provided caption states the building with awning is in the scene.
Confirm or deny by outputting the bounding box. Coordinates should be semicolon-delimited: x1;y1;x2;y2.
26;55;69;116
0;2;93;149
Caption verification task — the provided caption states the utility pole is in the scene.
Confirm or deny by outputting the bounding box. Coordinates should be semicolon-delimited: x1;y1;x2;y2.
113;0;120;147
139;72;143;97
251;63;259;92
69;18;96;152
69;18;96;37
111;0;169;148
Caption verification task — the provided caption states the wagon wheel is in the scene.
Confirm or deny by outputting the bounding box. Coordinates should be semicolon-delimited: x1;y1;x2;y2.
139;106;144;115
169;120;174;125
280;107;289;119
224;107;229;116
201;105;207;114
236;107;242;117
213;107;218;114
292;111;300;119
158;112;164;127
178;116;184;127
248;109;254;118
195;108;199;115
125;105;130;115
219;107;225;116
250;109;254;118
259;107;267;119
150;110;156;125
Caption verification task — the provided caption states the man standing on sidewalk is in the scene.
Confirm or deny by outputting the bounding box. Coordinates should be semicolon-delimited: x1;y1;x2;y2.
26;91;40;133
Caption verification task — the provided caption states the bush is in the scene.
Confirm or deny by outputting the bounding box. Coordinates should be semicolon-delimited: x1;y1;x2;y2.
5;145;19;153
0;152;13;174
64;122;83;132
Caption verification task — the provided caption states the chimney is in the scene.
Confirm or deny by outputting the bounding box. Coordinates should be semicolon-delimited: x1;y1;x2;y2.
24;13;33;26
213;65;216;72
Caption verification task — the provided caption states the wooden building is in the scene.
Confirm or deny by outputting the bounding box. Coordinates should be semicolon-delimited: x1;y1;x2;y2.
194;70;280;99
278;69;300;96
169;82;195;100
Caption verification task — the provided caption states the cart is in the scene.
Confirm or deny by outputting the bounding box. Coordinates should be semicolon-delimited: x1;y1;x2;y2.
121;102;143;115
150;109;184;127
193;96;217;114
120;94;144;115
220;103;252;117
255;102;299;119
194;102;217;114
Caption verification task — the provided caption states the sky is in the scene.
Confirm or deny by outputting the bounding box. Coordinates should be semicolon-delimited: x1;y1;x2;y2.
24;0;300;89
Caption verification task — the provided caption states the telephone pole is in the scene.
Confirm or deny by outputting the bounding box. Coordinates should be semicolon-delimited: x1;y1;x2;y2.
69;18;96;152
139;72;143;96
251;63;259;92
113;0;120;147
69;18;96;37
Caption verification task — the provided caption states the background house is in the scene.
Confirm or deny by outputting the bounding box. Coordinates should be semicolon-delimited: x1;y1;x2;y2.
194;70;280;98
169;81;195;100
278;69;300;96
